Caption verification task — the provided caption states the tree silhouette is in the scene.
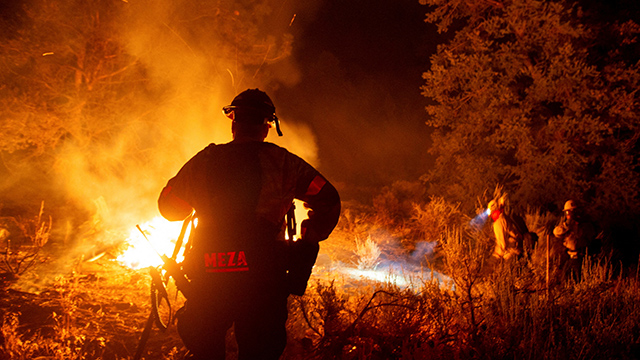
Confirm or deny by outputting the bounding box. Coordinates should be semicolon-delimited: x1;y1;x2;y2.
420;0;640;222
0;0;294;213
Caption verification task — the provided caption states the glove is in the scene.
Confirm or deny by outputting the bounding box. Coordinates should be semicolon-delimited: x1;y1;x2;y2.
287;239;319;296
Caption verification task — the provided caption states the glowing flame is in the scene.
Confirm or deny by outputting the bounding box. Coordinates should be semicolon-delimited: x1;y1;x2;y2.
340;264;452;290
116;216;190;269
286;199;309;241
344;268;413;287
118;200;304;269
470;207;491;229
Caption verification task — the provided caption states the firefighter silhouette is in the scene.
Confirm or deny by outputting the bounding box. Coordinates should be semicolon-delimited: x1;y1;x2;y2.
553;200;598;280
158;89;341;360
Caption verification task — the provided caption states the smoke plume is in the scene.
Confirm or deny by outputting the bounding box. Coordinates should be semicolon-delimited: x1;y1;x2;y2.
51;0;323;244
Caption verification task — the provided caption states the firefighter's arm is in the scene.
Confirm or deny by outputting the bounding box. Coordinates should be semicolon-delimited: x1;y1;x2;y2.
553;221;569;238
158;185;193;221
287;175;340;296
157;148;211;221
298;175;341;243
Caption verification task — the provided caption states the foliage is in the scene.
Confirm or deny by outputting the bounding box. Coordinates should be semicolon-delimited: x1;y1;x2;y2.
369;181;467;254
0;0;292;156
2;197;640;359
438;227;492;342
0;259;186;360
289;281;429;360
0;201;51;277
372;180;427;230
354;235;382;270
0;0;143;155
286;246;640;359
0;0;295;216
419;0;640;222
411;196;464;243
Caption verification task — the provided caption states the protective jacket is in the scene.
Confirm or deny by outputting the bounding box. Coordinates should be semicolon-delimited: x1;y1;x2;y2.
158;141;341;297
553;216;596;259
491;210;524;259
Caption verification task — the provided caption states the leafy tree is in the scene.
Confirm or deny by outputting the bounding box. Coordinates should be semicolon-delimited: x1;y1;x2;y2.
0;0;138;153
420;0;640;222
0;0;293;215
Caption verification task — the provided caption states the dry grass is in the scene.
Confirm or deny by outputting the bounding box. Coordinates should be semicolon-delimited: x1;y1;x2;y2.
1;201;51;278
1;196;640;359
0;259;186;360
354;236;381;270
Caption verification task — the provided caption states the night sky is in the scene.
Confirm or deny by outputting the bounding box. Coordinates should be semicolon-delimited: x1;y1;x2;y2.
274;0;438;201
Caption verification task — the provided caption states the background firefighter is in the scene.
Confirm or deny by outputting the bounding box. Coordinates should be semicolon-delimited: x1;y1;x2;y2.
488;195;530;260
157;89;341;360
553;200;598;280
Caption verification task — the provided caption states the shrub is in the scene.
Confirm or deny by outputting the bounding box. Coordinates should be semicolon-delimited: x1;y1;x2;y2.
0;201;51;278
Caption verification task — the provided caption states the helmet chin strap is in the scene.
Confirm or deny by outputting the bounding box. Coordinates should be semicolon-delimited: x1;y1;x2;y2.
273;117;283;136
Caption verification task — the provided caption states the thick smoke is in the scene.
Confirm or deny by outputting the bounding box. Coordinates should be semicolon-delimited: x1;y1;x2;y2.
52;0;324;245
2;0;437;261
274;0;435;201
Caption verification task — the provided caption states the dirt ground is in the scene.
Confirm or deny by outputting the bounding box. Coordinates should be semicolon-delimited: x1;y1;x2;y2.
0;256;190;360
0;226;361;360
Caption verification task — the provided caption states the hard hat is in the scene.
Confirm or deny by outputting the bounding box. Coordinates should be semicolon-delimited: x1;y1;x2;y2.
222;89;275;122
222;89;282;135
225;88;275;113
488;200;498;212
563;200;577;212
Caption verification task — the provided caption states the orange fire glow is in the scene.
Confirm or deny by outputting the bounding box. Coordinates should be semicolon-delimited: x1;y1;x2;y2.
116;217;190;269
117;200;306;270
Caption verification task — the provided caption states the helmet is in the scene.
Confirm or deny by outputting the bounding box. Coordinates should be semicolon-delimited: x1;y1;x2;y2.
563;200;577;212
223;89;275;117
222;88;282;135
488;200;498;212
488;194;506;212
